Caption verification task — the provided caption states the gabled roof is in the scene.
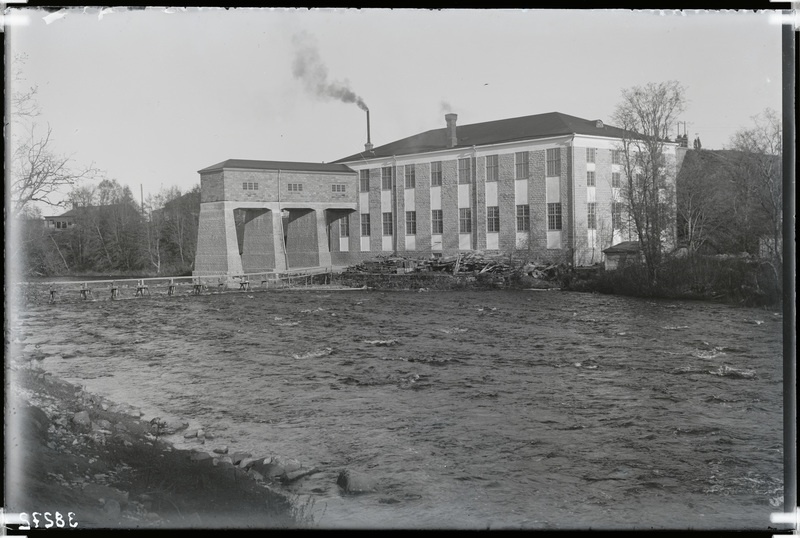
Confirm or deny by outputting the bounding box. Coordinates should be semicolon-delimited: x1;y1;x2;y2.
603;241;641;254
44;208;79;219
44;203;138;219
198;159;355;174
334;112;633;163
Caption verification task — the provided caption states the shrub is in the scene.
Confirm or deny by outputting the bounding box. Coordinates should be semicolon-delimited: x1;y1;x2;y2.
567;255;781;307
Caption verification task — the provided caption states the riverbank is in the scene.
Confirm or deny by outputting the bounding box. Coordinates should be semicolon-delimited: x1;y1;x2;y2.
6;360;305;529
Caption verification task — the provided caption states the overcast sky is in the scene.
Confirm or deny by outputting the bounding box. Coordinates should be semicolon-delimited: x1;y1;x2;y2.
7;8;784;210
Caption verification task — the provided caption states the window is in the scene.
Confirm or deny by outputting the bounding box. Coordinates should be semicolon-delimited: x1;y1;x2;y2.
515;152;529;179
546;148;561;176
612;202;623;229
486;155;499;181
612;172;621;188
405;211;417;235
287;183;303;192
612;150;622;165
516;204;530;232
382;212;393;235
587;202;596;230
586;148;596;163
547;203;562;230
332;184;346;193
459;208;472;233
360;170;370;192
486;206;500;233
381;167;393;190
242;182;258;190
361;213;370;236
431;210;443;234
404;165;416;189
458;158;472;184
431;162;442;186
340;215;350;237
586;171;595;187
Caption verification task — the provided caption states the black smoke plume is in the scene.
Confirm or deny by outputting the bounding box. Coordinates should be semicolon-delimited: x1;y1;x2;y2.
291;33;368;111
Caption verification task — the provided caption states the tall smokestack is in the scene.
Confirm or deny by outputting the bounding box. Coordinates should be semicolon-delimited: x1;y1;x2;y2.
365;109;373;152
445;113;458;148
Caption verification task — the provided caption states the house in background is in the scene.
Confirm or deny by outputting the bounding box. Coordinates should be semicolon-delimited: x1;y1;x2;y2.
44;204;80;231
193;111;680;276
602;241;642;270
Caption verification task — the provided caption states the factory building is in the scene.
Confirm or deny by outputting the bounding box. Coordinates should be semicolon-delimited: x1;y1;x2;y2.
193;111;678;276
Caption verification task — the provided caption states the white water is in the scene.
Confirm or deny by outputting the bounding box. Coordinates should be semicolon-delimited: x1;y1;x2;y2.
13;289;784;529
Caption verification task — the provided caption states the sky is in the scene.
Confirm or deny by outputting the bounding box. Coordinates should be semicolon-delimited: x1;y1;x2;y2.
6;8;785;213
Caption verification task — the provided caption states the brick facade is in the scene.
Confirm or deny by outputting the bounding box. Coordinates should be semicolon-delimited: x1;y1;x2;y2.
196;124;679;275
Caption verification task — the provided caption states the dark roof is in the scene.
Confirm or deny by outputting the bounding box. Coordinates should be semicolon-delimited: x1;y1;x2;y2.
334;112;632;163
44;203;137;219
45;208;79;219
198;159;355;174
603;241;641;254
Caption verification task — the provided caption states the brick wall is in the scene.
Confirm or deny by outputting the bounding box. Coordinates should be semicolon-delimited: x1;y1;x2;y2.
528;149;547;256
241;209;275;272
594;147;614;255
497;153;516;252
202;168;358;205
369;168;382;252
394;165;405;251
441;159;459;253
415;163;432;252
285;208;319;267
201;171;225;203
474;156;486;250
572;146;588;264
544;145;571;262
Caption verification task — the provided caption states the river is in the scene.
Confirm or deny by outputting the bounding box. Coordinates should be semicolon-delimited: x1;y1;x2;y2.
10;288;784;529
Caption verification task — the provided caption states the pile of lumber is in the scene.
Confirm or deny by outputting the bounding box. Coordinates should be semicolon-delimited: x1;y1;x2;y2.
344;256;418;274
422;252;510;274
345;252;561;279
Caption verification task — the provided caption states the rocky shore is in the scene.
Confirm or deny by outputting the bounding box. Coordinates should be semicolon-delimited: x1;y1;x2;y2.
6;361;322;529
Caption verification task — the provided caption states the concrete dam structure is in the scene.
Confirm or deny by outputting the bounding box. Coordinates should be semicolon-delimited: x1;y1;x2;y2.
193;159;357;276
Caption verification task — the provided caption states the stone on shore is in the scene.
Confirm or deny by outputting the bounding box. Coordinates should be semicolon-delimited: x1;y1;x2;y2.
283;467;320;484
336;469;376;494
92;419;113;431
189;451;212;462
20;404;50;442
72;410;92;430
213;446;229;455
246;456;303;480
230;452;252;465
103;499;121;519
82;482;129;507
164;417;189;434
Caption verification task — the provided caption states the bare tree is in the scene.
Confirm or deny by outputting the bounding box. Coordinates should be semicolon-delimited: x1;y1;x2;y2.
612;81;686;283
727;109;782;265
7;55;100;218
10;126;101;217
144;191;168;273
676;150;736;253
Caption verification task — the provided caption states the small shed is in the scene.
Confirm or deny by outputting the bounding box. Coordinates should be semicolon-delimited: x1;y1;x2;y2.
602;241;641;270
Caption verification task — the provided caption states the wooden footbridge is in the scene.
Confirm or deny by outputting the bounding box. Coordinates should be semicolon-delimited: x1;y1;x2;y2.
18;267;348;305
